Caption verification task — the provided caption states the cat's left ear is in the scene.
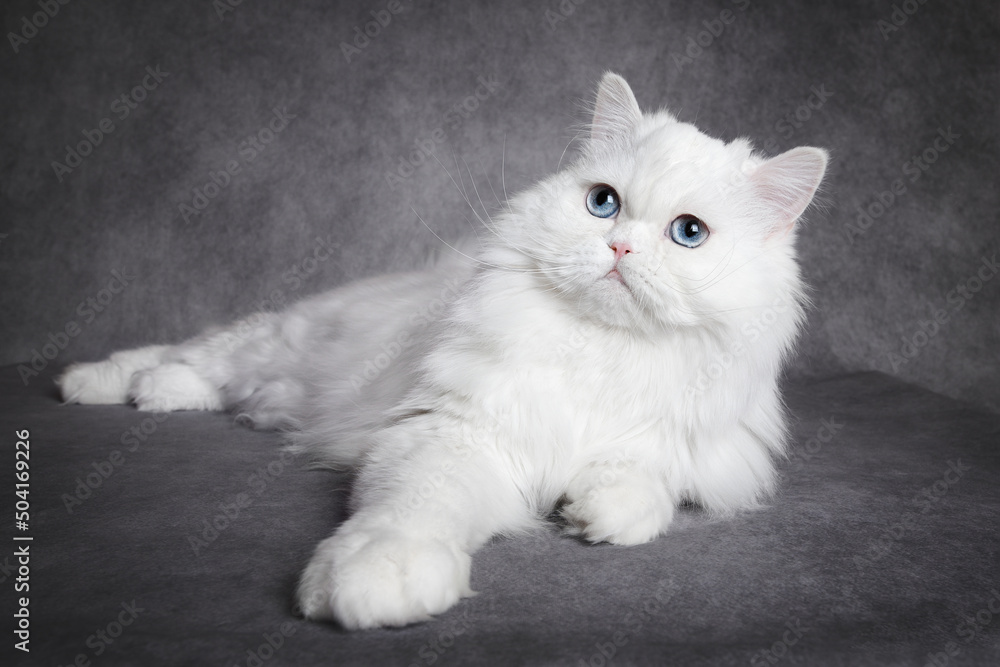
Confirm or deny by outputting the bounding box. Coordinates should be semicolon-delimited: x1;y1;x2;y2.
590;72;642;145
749;147;828;236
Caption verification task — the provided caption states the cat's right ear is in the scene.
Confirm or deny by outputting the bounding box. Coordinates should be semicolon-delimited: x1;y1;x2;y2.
749;146;829;236
590;73;642;145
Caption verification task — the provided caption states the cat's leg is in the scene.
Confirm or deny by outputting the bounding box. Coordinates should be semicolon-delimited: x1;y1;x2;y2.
57;341;226;412
297;424;533;629
561;460;675;546
59;313;281;414
59;344;224;412
58;345;170;405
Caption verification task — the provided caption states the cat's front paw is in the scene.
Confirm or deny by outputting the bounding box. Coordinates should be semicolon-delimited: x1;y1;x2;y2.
561;468;674;546
296;529;474;630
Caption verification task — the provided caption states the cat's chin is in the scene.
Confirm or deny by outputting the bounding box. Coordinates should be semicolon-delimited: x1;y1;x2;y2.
577;275;651;331
595;272;634;300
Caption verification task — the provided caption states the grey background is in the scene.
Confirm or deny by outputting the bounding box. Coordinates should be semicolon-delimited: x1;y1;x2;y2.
1;1;998;411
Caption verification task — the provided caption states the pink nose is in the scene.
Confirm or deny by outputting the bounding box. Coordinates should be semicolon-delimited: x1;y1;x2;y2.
611;241;633;263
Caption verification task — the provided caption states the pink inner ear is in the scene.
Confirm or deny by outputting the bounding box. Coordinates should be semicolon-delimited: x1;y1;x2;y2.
752;147;828;234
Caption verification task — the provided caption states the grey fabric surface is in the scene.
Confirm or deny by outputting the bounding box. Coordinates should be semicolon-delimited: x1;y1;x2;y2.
1;0;999;414
1;366;998;666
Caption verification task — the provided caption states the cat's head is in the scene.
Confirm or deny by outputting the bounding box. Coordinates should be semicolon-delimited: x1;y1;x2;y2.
497;73;827;339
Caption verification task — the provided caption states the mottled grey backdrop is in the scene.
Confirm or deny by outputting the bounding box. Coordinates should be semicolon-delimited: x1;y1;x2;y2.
2;0;998;411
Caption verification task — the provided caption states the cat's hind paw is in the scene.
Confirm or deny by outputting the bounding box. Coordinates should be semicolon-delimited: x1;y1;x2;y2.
297;530;474;630
57;360;132;405
57;345;170;405
127;363;223;412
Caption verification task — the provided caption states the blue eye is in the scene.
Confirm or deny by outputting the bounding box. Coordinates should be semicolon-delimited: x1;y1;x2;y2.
586;184;620;219
668;215;709;248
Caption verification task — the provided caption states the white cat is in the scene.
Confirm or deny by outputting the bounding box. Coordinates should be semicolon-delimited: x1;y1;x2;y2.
58;73;828;630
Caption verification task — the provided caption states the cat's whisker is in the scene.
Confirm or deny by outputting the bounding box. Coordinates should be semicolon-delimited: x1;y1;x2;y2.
556;129;585;172
667;228;747;289
476;159;549;259
426;150;487;238
409;207;501;271
476;163;565;265
684;238;740;288
469;142;561;270
426;151;550;270
463;158;497;230
479;158;506;212
429;150;509;248
501;134;512;207
453;153;471;202
666;228;764;297
680;239;784;297
453;161;484;220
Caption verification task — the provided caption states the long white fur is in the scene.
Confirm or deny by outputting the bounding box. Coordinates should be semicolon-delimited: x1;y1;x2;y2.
57;73;828;630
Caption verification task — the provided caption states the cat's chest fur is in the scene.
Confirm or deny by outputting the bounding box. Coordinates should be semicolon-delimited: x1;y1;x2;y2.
426;269;708;458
